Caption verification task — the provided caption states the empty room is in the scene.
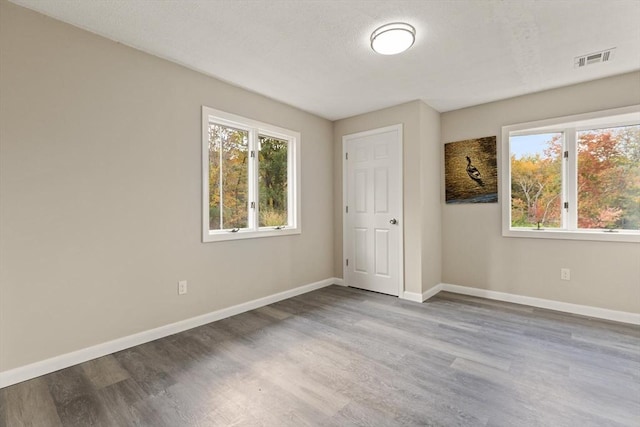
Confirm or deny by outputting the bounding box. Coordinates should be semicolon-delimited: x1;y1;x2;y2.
1;0;639;426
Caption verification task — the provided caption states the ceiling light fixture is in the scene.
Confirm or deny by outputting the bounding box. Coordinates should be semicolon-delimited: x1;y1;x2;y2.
370;22;416;55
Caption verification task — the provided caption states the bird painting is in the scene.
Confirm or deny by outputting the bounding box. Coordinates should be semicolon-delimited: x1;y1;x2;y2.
444;136;497;203
465;156;484;186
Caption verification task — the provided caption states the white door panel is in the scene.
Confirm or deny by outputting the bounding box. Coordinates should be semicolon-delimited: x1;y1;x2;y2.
375;229;390;276
343;125;402;296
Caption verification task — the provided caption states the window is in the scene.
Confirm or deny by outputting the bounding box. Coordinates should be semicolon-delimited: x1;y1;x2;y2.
502;105;640;242
202;106;300;242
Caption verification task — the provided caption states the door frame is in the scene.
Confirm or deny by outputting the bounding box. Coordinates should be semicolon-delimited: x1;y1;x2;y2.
342;124;404;297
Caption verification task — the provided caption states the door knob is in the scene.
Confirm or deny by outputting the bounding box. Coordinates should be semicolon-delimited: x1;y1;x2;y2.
390;218;398;225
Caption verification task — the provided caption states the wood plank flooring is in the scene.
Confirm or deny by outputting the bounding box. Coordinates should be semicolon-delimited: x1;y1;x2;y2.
1;285;639;426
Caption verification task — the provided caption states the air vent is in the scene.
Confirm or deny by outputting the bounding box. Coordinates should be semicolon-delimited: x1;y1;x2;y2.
574;48;616;68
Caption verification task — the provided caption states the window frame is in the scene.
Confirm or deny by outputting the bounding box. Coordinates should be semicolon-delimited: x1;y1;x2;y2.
202;106;301;242
501;105;640;243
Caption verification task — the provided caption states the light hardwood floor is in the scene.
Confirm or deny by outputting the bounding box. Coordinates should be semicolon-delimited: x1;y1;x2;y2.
1;285;639;426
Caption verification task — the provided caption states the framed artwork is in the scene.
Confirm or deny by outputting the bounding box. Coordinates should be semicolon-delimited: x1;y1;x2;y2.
444;136;497;203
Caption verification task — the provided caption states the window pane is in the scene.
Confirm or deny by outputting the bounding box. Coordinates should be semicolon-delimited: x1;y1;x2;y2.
577;125;640;230
510;133;563;228
208;123;249;230
258;136;288;227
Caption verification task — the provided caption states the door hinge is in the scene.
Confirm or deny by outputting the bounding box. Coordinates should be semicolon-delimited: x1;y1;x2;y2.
346;205;348;213
345;152;348;160
251;201;255;209
346;259;349;266
564;202;569;209
564;151;569;159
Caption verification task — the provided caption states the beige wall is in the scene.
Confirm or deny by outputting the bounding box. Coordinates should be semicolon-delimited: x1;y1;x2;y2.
441;72;640;313
0;1;334;371
2;0;638;377
333;100;442;295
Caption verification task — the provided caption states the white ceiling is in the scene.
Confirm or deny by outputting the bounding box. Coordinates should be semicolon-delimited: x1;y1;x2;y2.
10;0;640;121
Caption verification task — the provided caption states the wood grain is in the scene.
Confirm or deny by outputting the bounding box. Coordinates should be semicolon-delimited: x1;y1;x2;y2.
1;286;638;426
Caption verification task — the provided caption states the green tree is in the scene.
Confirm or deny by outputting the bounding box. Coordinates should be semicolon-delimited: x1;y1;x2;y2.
258;136;288;226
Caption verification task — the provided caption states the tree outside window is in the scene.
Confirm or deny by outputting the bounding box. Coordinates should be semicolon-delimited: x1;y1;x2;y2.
577;126;639;230
202;106;300;242
509;123;639;232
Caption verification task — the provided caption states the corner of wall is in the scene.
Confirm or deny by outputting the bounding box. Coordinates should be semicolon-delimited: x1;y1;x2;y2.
419;100;443;293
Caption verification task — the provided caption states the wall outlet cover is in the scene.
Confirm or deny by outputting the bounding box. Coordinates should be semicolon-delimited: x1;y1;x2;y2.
178;280;188;295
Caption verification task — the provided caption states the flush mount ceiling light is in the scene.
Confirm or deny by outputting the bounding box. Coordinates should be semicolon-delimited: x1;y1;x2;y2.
370;22;416;55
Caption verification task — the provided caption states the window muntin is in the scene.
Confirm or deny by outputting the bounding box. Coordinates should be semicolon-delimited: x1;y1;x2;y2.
502;106;640;242
202;107;300;242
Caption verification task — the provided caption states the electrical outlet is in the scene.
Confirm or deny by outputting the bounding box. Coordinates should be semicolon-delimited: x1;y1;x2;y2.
560;268;571;281
178;280;188;295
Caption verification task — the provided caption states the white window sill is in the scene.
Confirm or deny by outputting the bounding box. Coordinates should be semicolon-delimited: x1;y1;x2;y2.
203;227;301;243
503;228;640;243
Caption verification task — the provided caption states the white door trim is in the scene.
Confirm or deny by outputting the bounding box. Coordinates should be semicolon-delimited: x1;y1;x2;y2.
342;124;404;297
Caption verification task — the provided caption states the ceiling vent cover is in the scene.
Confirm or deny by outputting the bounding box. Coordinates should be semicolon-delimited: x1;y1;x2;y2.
574;48;616;68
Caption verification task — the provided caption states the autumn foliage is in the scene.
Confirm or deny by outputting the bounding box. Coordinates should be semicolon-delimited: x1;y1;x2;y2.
511;125;639;230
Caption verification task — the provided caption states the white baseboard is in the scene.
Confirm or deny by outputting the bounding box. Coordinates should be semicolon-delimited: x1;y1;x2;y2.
333;277;345;286
440;283;640;325
0;277;342;389
400;291;423;302
422;284;444;301
400;285;443;303
6;278;634;388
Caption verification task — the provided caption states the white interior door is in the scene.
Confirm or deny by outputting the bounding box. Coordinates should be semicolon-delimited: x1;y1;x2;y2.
343;125;403;296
